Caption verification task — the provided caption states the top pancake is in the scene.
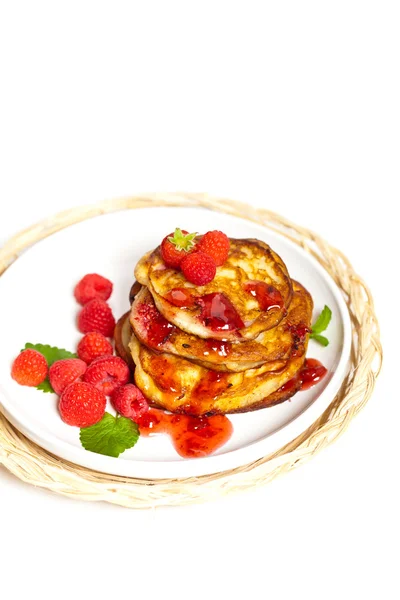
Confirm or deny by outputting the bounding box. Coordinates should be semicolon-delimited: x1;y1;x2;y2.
134;238;293;341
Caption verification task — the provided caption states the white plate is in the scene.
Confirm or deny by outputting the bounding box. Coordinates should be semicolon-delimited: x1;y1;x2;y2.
0;207;351;479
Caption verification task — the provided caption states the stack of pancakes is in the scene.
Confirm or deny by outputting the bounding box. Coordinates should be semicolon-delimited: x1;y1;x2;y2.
115;238;313;416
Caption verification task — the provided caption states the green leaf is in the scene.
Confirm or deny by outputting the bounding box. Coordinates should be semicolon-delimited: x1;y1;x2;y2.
311;305;332;334
309;333;329;347
167;227;197;251
80;413;140;458
37;379;55;393
22;343;77;366
21;343;77;394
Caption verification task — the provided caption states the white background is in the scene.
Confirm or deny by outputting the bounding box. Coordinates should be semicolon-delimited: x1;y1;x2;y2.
0;2;398;599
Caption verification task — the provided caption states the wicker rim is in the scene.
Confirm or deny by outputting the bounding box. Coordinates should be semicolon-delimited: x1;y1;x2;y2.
0;193;382;508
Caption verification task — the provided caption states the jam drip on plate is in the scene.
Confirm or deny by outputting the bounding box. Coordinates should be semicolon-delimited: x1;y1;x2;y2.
198;293;244;332
137;408;233;458
277;358;328;394
299;358;328;390
244;281;284;311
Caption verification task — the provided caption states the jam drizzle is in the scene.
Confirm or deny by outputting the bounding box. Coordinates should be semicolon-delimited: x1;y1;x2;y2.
192;370;231;403
165;288;197;308
204;339;231;357
286;322;311;357
277;358;328;395
244;281;284;311
197;293;244;332
299;358;328;390
136;300;177;347
147;354;181;394
137;408;233;458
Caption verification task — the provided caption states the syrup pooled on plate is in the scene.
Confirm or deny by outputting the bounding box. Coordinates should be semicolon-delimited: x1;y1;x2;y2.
137;408;233;458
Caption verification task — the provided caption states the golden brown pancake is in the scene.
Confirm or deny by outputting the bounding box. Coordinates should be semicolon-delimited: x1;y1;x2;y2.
130;281;312;372
129;333;308;416
134;238;293;341
114;312;135;370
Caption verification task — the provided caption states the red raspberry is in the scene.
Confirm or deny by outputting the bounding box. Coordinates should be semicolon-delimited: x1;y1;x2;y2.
11;349;48;387
77;299;116;337
74;273;113;305
59;382;106;427
83;355;130;396
77;332;114;364
49;358;87;395
196;230;230;266
111;384;149;420
161;228;197;269
181;252;216;286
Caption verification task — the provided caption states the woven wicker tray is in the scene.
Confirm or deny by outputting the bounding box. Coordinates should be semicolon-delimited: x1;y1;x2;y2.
0;193;382;508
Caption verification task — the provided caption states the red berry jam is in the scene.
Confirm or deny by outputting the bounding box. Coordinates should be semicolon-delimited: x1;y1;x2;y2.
136;301;176;347
205;339;231;357
287;322;311;357
244;281;284;311
192;370;231;402
165;287;197;308
276;376;301;395
276;358;328;396
148;355;182;395
299;358;328;391
287;323;310;339
198;293;244;331
137;408;233;458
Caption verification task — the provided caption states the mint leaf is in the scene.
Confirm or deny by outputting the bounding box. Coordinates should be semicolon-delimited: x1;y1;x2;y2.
21;343;77;394
80;413;140;458
311;306;332;334
37;379;55;393
309;333;329;347
22;343;77;366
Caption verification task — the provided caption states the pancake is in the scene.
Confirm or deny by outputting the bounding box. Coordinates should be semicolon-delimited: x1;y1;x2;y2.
114;311;135;370
129;332;308;415
134;238;293;341
130;281;312;372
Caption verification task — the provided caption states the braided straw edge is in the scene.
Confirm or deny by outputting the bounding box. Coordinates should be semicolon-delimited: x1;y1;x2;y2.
0;193;382;508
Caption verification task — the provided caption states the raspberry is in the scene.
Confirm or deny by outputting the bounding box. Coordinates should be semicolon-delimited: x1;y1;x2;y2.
111;384;149;420
11;349;48;387
77;299;116;337
197;230;230;266
59;382;106;427
83;355;130;396
74;273;113;305
77;332;114;364
181;252;216;286
161;228;197;269
49;358;87;395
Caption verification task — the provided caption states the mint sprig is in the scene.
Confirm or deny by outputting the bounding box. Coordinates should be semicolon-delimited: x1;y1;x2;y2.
310;306;332;347
80;412;140;458
22;343;77;393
